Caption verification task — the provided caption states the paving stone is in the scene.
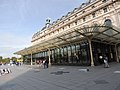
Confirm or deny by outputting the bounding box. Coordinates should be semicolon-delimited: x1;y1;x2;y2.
0;63;120;90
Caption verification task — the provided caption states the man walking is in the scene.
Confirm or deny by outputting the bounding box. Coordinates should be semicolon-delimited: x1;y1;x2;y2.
104;55;109;68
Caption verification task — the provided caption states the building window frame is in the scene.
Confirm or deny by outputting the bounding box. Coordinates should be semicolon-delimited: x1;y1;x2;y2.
92;12;96;18
103;7;108;13
83;17;86;22
75;21;77;25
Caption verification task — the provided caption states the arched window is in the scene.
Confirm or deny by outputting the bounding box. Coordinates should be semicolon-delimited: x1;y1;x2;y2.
104;19;112;26
104;19;113;35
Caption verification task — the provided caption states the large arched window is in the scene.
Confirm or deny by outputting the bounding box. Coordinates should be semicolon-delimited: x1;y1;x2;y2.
104;19;113;35
104;19;112;26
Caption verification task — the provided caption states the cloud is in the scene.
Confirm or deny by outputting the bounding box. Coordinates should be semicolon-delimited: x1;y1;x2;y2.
0;46;28;58
0;0;88;58
0;46;21;58
0;31;31;58
0;31;31;46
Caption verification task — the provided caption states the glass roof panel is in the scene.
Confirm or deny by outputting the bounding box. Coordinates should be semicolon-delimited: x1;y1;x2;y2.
95;34;108;38
114;34;120;38
15;25;120;55
103;29;117;36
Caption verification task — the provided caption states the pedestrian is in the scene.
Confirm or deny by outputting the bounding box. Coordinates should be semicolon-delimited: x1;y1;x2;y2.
103;56;109;68
75;53;79;63
43;60;46;69
45;59;49;68
39;60;43;68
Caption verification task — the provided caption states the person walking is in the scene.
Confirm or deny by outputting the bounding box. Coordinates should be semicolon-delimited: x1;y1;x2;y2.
45;59;49;68
75;53;79;63
43;60;46;69
103;55;109;68
39;60;43;68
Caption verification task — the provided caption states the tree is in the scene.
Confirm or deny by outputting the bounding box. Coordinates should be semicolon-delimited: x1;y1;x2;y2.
0;56;3;60
0;56;3;63
11;57;17;61
2;58;10;63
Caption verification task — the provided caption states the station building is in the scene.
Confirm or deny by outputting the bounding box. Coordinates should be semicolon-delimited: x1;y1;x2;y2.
15;0;120;66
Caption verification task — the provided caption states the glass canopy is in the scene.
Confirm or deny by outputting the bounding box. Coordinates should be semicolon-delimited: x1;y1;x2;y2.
15;25;120;55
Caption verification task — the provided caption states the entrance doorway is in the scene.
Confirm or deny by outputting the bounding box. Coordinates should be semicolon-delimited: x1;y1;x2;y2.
92;42;116;65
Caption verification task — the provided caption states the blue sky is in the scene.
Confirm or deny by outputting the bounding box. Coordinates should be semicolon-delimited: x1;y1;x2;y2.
0;0;87;58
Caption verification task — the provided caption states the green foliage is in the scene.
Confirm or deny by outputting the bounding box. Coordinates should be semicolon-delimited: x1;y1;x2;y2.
0;56;18;63
3;58;10;63
0;56;2;60
11;57;17;62
0;57;10;63
0;56;3;63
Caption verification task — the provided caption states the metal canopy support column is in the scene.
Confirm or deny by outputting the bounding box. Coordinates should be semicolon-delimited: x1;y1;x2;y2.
31;52;33;65
115;44;119;63
75;29;95;66
48;48;51;66
88;39;94;66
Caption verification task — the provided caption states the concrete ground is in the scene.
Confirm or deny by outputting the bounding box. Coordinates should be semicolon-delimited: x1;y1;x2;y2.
0;62;120;90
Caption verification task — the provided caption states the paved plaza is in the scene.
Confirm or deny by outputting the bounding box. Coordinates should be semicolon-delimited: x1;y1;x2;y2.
0;62;120;90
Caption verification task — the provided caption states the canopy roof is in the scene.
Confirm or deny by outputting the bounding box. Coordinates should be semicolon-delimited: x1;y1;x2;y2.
15;25;120;55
